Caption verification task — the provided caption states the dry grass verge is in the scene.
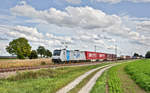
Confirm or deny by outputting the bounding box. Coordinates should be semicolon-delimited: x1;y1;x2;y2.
0;58;52;68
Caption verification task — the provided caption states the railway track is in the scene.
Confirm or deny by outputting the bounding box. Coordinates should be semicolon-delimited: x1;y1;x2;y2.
0;61;107;73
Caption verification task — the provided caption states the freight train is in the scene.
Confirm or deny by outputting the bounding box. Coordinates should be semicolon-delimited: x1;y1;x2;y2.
52;49;116;64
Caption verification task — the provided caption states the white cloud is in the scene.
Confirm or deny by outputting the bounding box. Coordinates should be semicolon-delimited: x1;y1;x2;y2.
12;1;140;43
93;0;150;3
93;39;105;45
0;1;148;56
92;0;121;4
13;25;43;38
107;45;116;50
129;31;140;39
107;38;116;43
10;3;122;30
136;21;150;35
130;0;150;3
0;25;43;42
0;42;9;56
0;24;76;51
11;3;133;46
65;0;82;4
19;1;26;5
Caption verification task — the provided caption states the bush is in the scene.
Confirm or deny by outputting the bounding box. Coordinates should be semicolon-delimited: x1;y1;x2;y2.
41;61;46;65
29;50;38;59
17;54;25;59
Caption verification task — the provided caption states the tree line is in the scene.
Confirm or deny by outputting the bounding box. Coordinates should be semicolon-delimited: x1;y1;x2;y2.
6;37;52;59
133;52;150;58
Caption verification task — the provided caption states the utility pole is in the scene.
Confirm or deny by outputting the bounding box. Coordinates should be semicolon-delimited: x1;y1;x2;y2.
61;42;68;50
65;42;68;50
94;45;96;52
115;43;117;62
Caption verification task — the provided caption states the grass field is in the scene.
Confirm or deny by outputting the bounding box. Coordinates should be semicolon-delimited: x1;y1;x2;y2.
91;60;147;93
0;62;110;93
90;70;108;93
125;59;150;92
0;58;52;68
108;64;123;93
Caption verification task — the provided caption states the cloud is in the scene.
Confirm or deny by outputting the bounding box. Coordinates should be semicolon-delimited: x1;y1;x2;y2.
129;31;140;39
65;0;82;4
133;20;150;45
0;25;43;42
0;42;9;56
46;33;73;44
118;16;150;46
10;3;122;30
92;0;121;4
92;0;150;3
0;24;76;50
0;1;148;56
11;2;132;40
136;21;150;35
0;37;8;41
130;0;150;3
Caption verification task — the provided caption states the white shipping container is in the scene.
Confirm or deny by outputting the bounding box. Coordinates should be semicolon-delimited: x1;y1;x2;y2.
68;50;86;61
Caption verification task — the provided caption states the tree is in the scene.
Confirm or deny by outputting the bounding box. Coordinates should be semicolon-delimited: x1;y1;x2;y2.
37;46;46;57
133;53;139;57
145;51;150;58
45;49;52;58
139;55;143;58
29;50;38;59
6;37;31;59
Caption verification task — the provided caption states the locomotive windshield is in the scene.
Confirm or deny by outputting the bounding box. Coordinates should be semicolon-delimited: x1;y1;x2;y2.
53;50;61;56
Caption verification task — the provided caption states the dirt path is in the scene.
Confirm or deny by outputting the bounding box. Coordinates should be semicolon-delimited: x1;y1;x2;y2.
78;65;115;93
56;64;112;93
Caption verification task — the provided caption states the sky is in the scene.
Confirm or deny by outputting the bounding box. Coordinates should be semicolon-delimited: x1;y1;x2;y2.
0;0;150;56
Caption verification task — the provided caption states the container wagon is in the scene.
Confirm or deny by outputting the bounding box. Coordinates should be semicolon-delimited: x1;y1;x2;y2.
52;49;115;64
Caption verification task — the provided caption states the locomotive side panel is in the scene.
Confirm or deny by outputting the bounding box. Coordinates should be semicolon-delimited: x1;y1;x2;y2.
64;50;86;62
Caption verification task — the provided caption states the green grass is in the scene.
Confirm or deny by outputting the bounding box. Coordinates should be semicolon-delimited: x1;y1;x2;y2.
107;60;147;93
125;59;150;92
90;70;108;93
0;62;110;93
107;64;123;93
90;60;147;93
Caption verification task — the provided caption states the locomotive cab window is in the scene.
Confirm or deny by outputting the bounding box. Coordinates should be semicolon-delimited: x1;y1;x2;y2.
53;50;61;56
